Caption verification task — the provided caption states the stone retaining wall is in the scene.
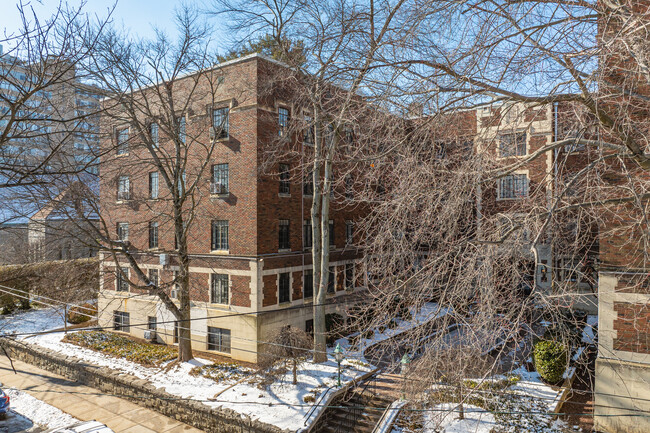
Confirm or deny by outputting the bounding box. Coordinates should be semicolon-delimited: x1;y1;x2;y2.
4;338;288;433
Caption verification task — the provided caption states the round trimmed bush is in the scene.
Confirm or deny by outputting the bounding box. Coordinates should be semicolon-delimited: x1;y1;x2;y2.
533;340;568;384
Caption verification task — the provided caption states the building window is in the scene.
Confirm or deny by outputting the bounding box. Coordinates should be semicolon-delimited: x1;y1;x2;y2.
210;273;229;304
149;221;159;248
498;132;526;157
211;220;229;251
171;271;180;299
279;219;290;250
303;171;314;196
279;272;291;303
117;267;129;292
178;116;186;144
116;128;129;155
212;107;229;139
327;267;335;293
149;122;159;147
303;220;312;248
345;221;353;244
345;263;353;289
117;222;129;241
148;268;159;287
207;327;231;353
147;316;157;330
303;269;313;299
211;163;229;194
149;172;159;199
329;220;335;246
305;319;314;335
113;311;130;331
498;174;529;199
303;115;314;145
345;175;353;200
279;163;290;195
278;107;289;136
117;176;130;200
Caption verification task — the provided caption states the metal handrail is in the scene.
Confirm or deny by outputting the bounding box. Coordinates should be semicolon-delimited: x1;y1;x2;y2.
303;384;335;427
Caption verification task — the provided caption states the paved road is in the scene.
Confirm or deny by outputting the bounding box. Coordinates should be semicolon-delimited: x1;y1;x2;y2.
0;356;204;433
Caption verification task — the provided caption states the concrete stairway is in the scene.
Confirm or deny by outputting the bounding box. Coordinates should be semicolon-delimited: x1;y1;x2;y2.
316;391;394;433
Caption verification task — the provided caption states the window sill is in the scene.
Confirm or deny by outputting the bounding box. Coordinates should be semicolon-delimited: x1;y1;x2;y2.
210;193;230;199
115;200;132;204
278;193;291;198
206;349;232;355
214;136;230;143
496;197;527;201
278;248;291;253
208;302;230;308
278;301;292;306
116;153;129;157
210;250;230;255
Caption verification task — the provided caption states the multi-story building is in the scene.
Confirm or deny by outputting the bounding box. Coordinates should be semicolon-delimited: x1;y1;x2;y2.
97;54;365;363
0;44;102;263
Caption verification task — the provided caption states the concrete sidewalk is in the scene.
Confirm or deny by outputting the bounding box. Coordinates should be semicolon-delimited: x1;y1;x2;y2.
0;355;204;433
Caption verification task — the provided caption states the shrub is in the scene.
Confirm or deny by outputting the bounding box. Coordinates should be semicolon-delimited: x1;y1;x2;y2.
0;294;16;315
66;303;97;324
533;340;568;384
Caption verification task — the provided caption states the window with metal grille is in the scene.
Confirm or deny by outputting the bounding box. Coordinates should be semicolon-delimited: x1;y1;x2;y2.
212;107;229;139
303;220;312;248
278;107;289;136
211;220;229;250
303;269;313;298
346;221;353;244
117;222;129;241
327;267;335;293
149;221;158;248
279;163;290;195
149;172;158;199
207;327;231;353
210;273;229;304
117;267;129;292
113;311;130;331
116;128;129;155
303;171;314;196
211;163;229;194
303;115;314;145
149;122;158;147
279;272;291;303
117;176;130;200
498;132;527;157
498;174;529;199
279;219;290;250
148;268;159;287
345;263;353;289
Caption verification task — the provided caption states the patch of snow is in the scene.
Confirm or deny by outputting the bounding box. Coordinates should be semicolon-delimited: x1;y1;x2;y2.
27;331;371;431
0;307;67;336
5;387;79;429
510;366;562;411
581;315;597;345
424;403;496;433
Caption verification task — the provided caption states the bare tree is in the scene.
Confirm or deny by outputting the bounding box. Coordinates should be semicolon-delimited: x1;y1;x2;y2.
260;325;312;385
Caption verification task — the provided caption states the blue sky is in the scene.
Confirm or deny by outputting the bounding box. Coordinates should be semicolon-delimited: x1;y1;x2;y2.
0;0;226;49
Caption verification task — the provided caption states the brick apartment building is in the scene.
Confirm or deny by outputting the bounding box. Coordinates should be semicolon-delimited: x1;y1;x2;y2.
97;54;365;363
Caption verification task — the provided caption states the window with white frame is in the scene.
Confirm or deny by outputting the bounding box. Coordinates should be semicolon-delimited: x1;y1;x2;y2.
211;163;229;194
498;132;526;157
279;219;290;250
116;128;129;155
212;107;229;139
117;175;130;200
345;221;353;244
149;221;158;248
149;172;159;199
113;311;130;331
210;273;229;304
149;122;159;147
117;267;129;292
279;163;290;195
207;326;231;353
148;268;159;287
178;116;186;144
117;222;129;241
498;174;529;199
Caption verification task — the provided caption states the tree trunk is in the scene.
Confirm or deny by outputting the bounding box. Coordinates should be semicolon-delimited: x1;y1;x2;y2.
292;359;298;384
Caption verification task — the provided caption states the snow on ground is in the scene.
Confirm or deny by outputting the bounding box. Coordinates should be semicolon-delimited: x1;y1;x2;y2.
336;302;449;363
27;331;371;431
509;366;563;411
0;307;67;336
5;387;79;429
581;315;597;345
424;403;496;433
